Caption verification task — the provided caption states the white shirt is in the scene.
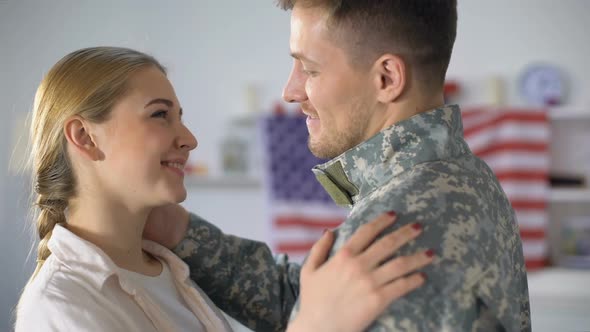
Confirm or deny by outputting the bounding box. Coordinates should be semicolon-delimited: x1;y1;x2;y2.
15;224;241;332
117;261;206;332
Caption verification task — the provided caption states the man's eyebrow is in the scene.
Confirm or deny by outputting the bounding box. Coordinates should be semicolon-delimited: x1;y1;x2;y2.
290;52;319;65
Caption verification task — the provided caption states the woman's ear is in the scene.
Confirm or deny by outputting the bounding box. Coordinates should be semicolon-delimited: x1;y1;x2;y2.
63;116;102;161
372;54;407;104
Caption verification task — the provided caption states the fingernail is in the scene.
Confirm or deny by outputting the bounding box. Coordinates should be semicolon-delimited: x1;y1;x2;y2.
420;272;427;281
387;211;396;217
425;249;435;258
412;223;422;231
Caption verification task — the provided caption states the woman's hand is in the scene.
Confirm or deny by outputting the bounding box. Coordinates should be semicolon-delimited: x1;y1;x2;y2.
288;212;433;332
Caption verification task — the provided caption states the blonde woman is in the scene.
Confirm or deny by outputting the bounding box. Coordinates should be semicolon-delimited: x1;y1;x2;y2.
15;47;432;332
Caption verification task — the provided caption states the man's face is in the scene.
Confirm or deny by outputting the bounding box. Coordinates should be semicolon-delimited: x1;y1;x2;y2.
282;5;379;159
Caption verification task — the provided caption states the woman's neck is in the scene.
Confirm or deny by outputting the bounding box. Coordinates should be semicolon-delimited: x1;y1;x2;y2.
65;196;162;276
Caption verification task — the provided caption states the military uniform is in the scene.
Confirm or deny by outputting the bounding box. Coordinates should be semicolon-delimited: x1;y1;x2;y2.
174;105;531;332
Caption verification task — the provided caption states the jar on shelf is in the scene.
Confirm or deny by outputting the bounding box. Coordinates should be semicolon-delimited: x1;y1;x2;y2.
220;132;249;175
549;201;590;268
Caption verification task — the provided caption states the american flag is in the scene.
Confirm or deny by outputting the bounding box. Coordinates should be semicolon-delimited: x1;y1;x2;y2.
462;107;550;270
260;108;550;269
260;113;347;262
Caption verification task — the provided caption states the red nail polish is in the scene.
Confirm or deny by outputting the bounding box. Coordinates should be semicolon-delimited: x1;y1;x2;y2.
425;249;435;257
412;223;422;231
420;272;427;280
387;211;396;217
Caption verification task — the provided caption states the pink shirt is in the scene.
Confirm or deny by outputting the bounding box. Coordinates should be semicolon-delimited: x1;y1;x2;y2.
15;224;235;331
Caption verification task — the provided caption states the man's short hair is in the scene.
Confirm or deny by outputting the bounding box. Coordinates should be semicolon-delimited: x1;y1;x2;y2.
278;0;457;87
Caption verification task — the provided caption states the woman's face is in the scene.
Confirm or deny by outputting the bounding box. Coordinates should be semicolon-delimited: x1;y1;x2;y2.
92;66;197;209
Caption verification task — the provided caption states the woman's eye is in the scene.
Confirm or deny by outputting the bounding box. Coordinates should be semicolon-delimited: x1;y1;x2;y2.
151;110;168;119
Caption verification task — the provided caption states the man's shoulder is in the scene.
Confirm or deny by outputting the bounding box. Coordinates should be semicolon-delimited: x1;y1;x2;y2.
357;159;509;215
340;160;529;331
345;158;523;284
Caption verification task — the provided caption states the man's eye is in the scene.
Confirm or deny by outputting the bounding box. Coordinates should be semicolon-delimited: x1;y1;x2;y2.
304;70;317;77
151;110;168;118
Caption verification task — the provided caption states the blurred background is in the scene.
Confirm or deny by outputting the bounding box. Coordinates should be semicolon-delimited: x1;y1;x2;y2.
1;0;590;330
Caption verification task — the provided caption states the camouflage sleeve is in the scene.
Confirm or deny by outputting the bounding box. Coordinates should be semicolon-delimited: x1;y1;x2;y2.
173;213;301;332
361;194;527;330
334;163;529;331
358;214;512;332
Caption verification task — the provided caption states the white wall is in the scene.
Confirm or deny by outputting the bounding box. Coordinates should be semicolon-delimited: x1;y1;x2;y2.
451;1;590;108
1;0;590;329
0;1;7;233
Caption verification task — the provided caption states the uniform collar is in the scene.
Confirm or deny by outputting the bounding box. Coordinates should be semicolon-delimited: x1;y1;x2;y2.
312;105;468;206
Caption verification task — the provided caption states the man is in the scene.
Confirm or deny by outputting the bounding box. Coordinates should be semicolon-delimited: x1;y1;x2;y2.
147;1;530;331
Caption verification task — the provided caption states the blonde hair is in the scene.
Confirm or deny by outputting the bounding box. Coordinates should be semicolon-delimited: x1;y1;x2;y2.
29;47;166;279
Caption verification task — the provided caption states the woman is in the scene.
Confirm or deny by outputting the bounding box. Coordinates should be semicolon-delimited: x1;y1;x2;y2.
16;47;432;331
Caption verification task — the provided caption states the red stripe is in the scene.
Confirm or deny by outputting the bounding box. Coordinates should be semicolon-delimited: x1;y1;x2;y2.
461;107;547;118
463;113;548;137
520;229;546;239
495;171;548;182
473;142;548;157
460;109;490;120
525;258;548;270
276;241;316;253
275;217;343;229
511;200;547;210
461;108;547;120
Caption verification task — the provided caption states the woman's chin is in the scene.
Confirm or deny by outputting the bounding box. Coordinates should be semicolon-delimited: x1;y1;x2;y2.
172;189;187;203
160;188;187;205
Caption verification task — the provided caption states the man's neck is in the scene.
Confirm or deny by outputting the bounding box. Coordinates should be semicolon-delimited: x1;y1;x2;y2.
379;92;445;132
315;104;463;206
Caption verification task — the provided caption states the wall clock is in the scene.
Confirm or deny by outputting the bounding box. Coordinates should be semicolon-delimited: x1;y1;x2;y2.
519;64;566;106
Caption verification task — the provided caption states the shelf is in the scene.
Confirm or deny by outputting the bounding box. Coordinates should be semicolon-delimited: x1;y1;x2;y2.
528;267;590;298
527;267;590;332
229;113;262;127
549;188;590;202
548;107;590;120
185;175;262;189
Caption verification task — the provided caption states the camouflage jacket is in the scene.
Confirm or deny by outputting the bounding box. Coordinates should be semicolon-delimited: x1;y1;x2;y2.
174;214;300;332
175;105;531;332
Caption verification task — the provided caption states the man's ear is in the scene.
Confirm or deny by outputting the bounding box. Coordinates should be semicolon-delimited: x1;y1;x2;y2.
372;54;407;104
63;116;102;161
